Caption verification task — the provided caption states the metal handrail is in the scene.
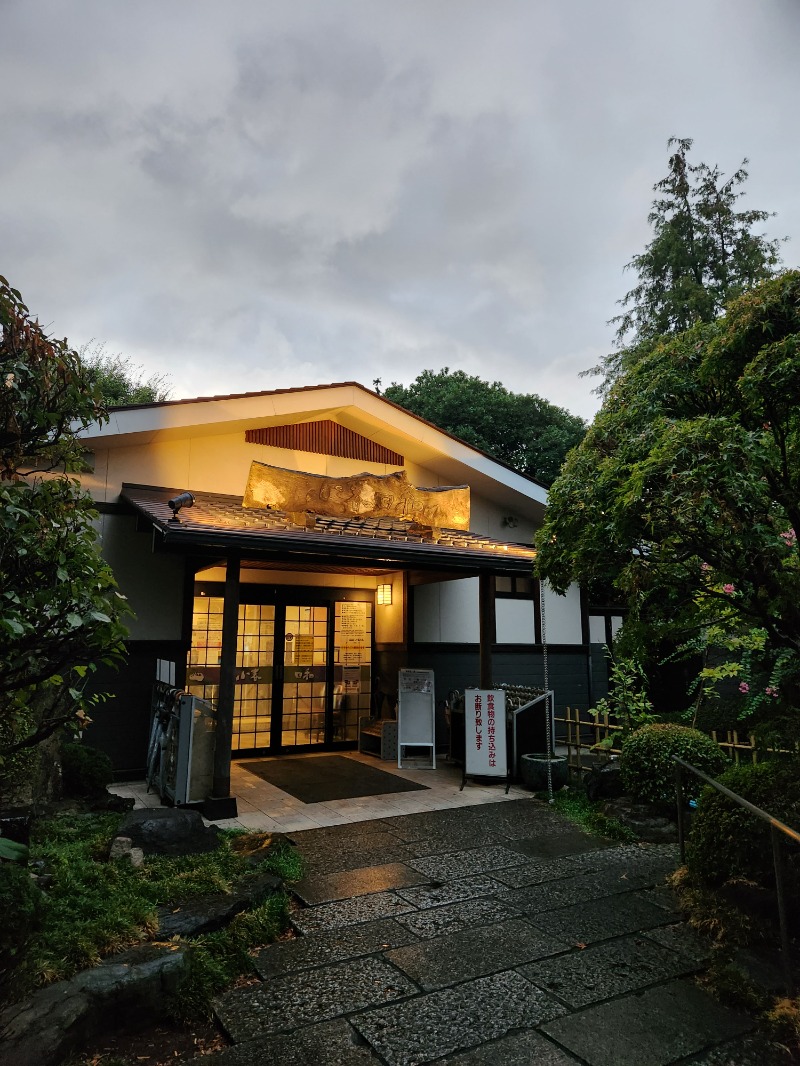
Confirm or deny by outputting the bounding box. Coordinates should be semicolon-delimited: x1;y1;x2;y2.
674;756;799;995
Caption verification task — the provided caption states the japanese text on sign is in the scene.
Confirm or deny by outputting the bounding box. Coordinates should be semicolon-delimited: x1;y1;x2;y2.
464;689;507;779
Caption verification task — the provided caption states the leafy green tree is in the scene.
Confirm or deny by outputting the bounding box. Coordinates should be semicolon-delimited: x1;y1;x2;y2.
537;272;800;734
384;368;586;486
602;138;784;384
79;341;171;406
0;278;127;769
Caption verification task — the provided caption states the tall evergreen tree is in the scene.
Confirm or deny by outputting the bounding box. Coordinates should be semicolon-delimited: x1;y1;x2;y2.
604;138;784;381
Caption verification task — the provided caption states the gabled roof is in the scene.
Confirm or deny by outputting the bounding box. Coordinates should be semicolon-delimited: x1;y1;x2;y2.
81;382;549;519
121;483;537;575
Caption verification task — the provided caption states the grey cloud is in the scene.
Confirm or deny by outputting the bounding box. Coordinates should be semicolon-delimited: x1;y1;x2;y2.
0;0;797;421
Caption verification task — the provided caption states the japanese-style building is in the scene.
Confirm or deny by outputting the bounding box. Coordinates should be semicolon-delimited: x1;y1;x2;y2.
78;382;617;789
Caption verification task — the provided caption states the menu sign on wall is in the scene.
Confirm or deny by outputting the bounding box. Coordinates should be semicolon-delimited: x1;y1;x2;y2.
293;634;315;666
464;689;507;778
340;602;367;666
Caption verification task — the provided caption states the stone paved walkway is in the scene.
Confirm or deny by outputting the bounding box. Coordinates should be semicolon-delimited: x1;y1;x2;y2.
196;797;782;1066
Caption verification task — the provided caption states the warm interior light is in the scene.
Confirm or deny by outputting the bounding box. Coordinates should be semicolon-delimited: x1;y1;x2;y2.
377;583;392;605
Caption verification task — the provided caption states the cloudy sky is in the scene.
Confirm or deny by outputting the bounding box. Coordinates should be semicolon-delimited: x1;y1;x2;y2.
2;0;798;420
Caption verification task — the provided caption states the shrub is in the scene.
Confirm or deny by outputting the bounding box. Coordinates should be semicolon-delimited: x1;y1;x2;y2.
60;742;113;797
0;862;45;997
621;723;726;806
687;758;800;895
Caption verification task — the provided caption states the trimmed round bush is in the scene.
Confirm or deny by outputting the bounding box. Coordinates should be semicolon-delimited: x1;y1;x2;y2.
687;758;800;893
60;741;113;797
621;723;727;807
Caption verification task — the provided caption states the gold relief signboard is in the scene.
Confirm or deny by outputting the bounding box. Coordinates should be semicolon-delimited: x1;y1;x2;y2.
242;461;470;530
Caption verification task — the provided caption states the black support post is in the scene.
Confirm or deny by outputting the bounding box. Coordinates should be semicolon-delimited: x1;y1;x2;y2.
212;552;240;798
479;573;495;691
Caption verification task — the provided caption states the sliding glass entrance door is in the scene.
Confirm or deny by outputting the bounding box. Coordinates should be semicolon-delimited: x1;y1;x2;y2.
280;604;328;748
186;588;373;755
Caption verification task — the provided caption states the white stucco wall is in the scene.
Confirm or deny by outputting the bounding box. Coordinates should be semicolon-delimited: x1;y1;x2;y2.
541;582;584;645
88;431;537;542
413;578;481;643
496;598;536;644
589;614;624;644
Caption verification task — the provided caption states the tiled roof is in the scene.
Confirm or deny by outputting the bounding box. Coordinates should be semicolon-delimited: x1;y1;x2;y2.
120;484;537;574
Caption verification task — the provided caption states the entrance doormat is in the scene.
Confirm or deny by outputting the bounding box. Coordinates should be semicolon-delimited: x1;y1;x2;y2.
240;755;429;804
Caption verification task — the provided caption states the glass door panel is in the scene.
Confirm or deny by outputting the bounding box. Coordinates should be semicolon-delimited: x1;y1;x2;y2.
188;591;372;754
281;604;328;747
234;603;275;751
186;595;223;704
333;601;373;742
186;597;275;752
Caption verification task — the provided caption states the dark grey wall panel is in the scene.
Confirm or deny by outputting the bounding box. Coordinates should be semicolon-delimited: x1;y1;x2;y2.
408;645;604;716
85;640;186;777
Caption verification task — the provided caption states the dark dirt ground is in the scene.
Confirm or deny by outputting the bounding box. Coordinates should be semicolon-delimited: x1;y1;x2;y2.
76;1017;227;1065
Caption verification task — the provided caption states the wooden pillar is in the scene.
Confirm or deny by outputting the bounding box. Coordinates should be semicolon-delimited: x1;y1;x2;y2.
479;572;495;690
212;552;240;798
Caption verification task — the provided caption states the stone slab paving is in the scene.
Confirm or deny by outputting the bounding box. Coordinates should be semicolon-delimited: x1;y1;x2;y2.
439;1029;580;1065
540;979;753;1066
531;888;676;945
498;868;654;917
292;845;417;877
520;932;702;1008
351;970;567;1066
386;918;569;991
393;896;522;939
215;956;418;1041
201;798;769;1066
293;861;430;905
290;889;418;934
643;921;713;965
404;843;529;881
394;873;507;909
504;826;610;860
253;917;418;979
199;1018;382;1065
491;854;587;888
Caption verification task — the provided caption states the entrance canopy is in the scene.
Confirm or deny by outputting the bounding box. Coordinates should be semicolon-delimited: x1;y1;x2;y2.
120;483;537;575
121;482;538;798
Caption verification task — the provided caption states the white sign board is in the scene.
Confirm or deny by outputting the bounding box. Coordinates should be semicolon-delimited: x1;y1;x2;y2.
464;689;507;778
398;668;436;769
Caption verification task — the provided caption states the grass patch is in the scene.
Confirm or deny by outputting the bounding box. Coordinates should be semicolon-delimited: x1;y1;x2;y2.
540;787;638;842
166;891;289;1021
17;813;301;1011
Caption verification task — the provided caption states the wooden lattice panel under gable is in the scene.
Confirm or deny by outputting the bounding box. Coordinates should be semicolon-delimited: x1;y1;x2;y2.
245;420;404;466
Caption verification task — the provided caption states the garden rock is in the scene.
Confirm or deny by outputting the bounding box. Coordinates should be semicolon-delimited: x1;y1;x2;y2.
585;761;625;801
0;807;33;846
602;797;677;843
118;807;221;856
108;835;146;867
157;871;284;938
109;834;133;860
0;942;187;1066
90;790;136;813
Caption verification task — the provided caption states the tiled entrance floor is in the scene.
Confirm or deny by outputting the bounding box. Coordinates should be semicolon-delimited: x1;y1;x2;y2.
110;752;530;833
